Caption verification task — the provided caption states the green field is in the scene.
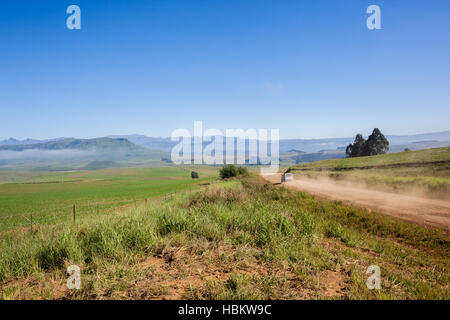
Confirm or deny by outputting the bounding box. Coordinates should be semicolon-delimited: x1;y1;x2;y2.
0;151;448;300
0;176;448;299
0;166;218;229
288;147;450;199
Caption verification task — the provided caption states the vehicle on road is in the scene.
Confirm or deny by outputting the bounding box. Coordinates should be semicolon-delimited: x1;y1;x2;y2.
281;172;294;183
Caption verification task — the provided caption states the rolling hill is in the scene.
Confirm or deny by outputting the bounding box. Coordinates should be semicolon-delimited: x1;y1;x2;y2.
0;138;170;171
0;137;139;151
288;146;450;170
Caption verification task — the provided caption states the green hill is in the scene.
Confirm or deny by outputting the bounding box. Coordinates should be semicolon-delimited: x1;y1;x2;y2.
0;137;140;151
289;146;450;171
0;138;170;171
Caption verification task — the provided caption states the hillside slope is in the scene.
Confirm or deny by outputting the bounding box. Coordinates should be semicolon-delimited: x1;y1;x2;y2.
285;147;450;199
289;146;450;170
0;138;169;171
0;138;139;151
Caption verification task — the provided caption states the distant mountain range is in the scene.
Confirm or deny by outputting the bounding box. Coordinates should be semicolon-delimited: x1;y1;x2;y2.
0;138;168;171
0;137;66;146
277;131;450;153
2;130;450;153
107;135;175;152
0;131;449;170
0;137;140;152
115;131;450;153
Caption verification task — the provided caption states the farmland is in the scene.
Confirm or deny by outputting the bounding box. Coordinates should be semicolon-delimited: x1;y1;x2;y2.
0;149;449;300
0;176;448;299
0;166;218;230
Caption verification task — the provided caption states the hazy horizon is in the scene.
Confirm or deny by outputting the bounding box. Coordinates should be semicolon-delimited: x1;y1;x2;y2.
1;128;450;143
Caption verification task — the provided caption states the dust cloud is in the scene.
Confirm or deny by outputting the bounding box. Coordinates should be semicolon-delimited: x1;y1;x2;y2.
263;174;450;232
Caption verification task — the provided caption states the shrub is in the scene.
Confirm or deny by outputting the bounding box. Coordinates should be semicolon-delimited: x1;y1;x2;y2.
191;171;199;179
219;165;248;179
237;166;249;175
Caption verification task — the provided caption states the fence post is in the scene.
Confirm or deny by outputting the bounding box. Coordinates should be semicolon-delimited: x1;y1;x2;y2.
73;205;76;224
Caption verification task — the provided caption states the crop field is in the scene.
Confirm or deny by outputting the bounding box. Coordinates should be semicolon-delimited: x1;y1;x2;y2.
0;166;218;230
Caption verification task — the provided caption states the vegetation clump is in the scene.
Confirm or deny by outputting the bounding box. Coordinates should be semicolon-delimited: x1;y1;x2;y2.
346;128;389;157
219;164;248;179
191;171;199;179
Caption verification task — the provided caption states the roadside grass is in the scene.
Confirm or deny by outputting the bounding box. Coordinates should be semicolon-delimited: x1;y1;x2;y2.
0;176;448;300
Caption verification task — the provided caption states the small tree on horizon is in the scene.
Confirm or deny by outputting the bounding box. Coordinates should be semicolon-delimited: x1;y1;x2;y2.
346;128;389;157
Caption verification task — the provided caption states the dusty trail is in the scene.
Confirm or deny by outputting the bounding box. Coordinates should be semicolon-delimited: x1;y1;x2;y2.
262;174;450;232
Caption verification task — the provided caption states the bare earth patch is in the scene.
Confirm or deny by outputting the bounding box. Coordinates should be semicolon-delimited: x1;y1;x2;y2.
123;243;311;300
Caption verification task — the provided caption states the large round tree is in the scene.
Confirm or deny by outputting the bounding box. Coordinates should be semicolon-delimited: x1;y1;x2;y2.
363;128;389;156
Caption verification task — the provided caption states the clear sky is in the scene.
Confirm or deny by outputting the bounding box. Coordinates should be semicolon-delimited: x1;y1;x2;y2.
1;0;449;140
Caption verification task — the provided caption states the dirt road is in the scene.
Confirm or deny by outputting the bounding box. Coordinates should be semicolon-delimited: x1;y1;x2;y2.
262;174;450;232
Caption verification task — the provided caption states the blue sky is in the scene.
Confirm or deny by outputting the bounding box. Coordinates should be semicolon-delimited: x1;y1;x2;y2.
1;0;449;140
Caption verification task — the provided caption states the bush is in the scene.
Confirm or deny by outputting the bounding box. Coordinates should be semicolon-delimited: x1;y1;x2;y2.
191;171;199;179
219;165;248;179
237;166;249;175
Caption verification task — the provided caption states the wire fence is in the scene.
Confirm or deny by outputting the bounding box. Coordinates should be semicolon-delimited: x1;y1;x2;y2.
0;198;146;232
0;180;219;233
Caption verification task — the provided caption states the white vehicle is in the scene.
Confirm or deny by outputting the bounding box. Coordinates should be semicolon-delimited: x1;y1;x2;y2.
281;172;294;183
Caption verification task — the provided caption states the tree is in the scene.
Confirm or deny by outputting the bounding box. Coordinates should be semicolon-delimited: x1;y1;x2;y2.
363;128;389;156
346;134;365;157
346;129;389;158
